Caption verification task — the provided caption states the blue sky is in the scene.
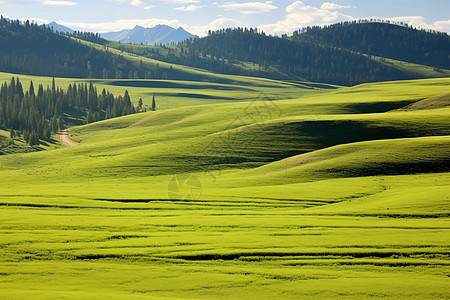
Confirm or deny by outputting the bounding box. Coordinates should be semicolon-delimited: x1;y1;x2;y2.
1;0;449;36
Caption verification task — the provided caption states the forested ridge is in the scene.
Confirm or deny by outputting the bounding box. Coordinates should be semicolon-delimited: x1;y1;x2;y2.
1;17;449;85
295;21;450;69
0;17;153;79
112;27;434;85
0;77;137;146
112;22;450;85
182;28;412;85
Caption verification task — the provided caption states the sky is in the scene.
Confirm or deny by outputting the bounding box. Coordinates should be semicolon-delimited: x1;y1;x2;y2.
1;0;449;36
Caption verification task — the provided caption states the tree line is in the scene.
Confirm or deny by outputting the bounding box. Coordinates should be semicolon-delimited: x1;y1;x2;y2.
0;77;137;146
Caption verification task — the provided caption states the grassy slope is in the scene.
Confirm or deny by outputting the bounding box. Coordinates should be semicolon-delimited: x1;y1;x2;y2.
370;55;450;78
105;40;282;79
0;77;449;299
0;69;331;111
401;92;450;110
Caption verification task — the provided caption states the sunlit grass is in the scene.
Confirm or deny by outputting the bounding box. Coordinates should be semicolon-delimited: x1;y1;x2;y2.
0;77;449;299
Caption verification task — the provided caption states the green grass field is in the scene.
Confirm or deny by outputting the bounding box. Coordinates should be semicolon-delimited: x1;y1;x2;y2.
0;76;449;299
0;69;332;111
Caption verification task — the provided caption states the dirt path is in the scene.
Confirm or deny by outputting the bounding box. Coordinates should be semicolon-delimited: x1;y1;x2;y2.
59;130;79;147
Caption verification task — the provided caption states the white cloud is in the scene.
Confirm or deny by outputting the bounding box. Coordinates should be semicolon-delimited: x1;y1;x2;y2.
187;17;241;36
19;17;50;25
118;0;186;9
260;1;353;34
381;16;450;33
218;2;277;14
434;20;450;33
43;0;77;6
385;16;429;29
171;0;201;3
175;5;206;11
259;3;450;36
116;0;151;8
320;2;352;10
117;0;201;6
129;0;143;6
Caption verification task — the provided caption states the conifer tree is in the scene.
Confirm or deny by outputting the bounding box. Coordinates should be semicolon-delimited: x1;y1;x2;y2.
29;81;35;97
151;95;156;111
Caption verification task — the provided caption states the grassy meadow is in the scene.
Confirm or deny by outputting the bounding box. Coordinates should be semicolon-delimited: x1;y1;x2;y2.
0;75;449;299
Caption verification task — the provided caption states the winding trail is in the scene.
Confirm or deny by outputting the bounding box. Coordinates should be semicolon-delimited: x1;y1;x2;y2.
59;130;79;147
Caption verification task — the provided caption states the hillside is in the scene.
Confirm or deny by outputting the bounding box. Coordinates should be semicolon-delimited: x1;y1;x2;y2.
45;78;450;178
108;24;450;86
0;18;328;84
1;18;449;86
0;77;449;298
0;18;258;82
110;28;410;85
0;17;150;79
0;69;332;153
295;21;450;69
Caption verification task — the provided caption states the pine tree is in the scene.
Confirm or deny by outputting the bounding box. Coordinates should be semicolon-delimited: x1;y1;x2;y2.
23;130;30;144
44;125;51;140
151;95;156;111
29;81;35;97
58;116;63;130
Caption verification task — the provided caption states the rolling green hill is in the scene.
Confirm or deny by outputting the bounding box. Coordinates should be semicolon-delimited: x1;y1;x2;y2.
0;76;449;299
0;70;333;110
3;17;449;87
0;70;332;154
296;21;450;69
1;14;449;299
107;22;450;86
108;28;412;85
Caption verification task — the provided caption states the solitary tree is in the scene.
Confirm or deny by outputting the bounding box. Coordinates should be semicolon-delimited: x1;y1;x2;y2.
151;95;156;111
138;98;143;111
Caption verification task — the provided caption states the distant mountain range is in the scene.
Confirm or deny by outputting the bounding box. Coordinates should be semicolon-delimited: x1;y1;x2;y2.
101;25;197;45
47;22;196;45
